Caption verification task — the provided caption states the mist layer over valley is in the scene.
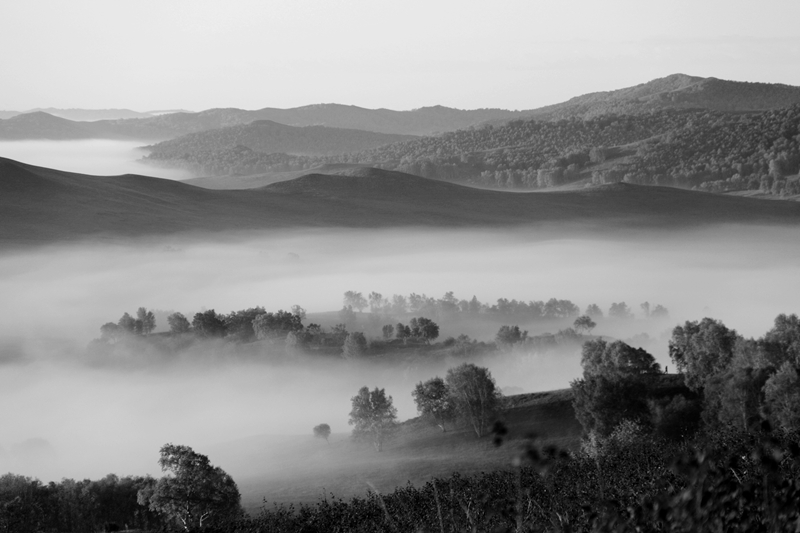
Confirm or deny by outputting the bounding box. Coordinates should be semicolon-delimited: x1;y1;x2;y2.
0;140;191;180
1;226;798;502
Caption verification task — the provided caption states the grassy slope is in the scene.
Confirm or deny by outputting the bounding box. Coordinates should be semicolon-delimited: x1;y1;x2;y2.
2;158;800;246
210;389;582;512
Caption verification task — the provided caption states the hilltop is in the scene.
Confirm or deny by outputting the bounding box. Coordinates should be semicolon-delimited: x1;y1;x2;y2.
521;74;800;121
1;157;799;247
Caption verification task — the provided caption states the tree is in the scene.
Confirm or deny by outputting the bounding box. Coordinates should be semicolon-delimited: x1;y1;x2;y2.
764;361;800;431
412;377;455;432
395;322;411;343
342;332;367;359
581;339;661;379
118;312;136;334
585;304;603;318
381;324;394;339
343;291;367;313
573;315;597;334
191;310;227;338
409;317;439;344
100;322;122;343
445;363;501;438
368;292;386;314
495;325;527;347
348;387;397;451
608;302;633;319
252;310;303;342
167;312;191;335
224;307;265;342
313;424;331;444
137;307;156;335
137;444;241;532
669;318;739;391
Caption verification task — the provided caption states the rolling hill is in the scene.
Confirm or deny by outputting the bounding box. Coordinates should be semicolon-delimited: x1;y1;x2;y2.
1;158;799;246
210;389;583;511
144;120;417;160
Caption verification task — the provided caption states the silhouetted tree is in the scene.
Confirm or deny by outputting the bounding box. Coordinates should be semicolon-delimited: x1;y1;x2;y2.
192;310;227;338
343;291;367;313
313;423;331;444
137;444;241;531
382;324;395;339
573;315;597;334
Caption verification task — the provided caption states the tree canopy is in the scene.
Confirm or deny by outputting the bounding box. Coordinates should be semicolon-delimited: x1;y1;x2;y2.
137;443;241;532
348;387;397;451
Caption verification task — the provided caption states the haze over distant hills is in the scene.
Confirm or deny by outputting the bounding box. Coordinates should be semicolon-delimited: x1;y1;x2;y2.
1;157;798;247
2;74;799;143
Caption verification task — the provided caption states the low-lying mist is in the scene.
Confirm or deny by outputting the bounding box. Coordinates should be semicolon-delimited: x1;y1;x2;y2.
0;140;191;180
0;225;798;484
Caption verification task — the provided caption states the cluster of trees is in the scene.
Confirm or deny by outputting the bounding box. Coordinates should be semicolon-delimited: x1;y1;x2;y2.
0;444;241;533
341;290;666;322
99;307;156;341
346;363;501;453
571;312;800;444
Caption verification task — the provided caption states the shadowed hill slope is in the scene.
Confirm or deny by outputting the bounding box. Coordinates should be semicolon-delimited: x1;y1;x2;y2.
2;158;799;246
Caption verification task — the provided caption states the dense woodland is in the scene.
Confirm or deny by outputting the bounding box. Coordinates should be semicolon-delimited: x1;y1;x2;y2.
143;104;800;198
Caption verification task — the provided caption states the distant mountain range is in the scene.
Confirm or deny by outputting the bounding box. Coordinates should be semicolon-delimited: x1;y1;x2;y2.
0;106;527;141
1;157;798;247
0;108;190;121
2;74;800;142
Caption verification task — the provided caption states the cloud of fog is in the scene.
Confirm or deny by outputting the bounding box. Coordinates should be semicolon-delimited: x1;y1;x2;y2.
0;225;798;484
0;140;191;180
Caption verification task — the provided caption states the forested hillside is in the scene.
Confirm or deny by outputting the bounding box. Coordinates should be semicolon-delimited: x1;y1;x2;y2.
145;104;800;200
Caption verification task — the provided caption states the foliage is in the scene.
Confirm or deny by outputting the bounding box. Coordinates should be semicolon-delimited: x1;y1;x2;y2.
313;423;331;443
445;363;501;438
343;291;367;312
669;317;739;391
573;315;596;333
411;377;456;432
341;331;367;359
348;387;398;452
192;310;228;338
252;310;303;342
168;312;192;334
408;316;439;343
137;443;241;531
495;325;528;347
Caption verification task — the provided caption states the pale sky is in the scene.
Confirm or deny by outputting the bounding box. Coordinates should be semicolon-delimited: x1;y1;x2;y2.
2;0;799;112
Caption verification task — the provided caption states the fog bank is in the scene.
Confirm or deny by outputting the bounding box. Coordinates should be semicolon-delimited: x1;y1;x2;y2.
0;225;798;482
0;140;191;180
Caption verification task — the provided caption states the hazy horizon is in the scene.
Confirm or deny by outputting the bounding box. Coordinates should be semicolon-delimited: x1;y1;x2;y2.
1;1;799;112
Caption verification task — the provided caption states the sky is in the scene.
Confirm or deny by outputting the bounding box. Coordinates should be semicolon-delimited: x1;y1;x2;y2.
1;0;800;112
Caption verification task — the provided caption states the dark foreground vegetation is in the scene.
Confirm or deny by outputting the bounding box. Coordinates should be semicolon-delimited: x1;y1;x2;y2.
3;308;799;532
